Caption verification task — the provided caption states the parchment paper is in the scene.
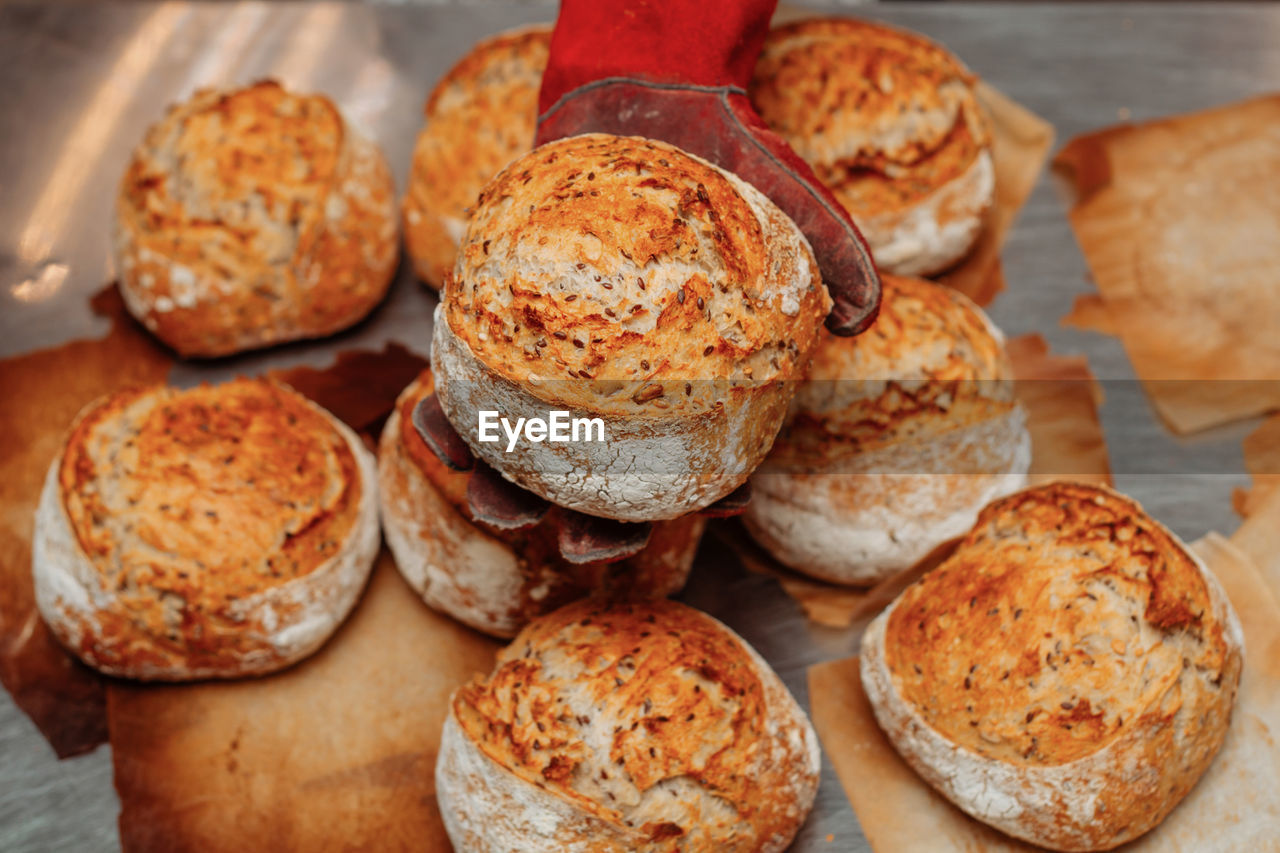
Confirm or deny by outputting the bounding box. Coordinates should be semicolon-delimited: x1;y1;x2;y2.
808;531;1280;852
0;286;173;757
939;84;1055;307
1232;415;1280;520
108;551;499;852
1224;475;1280;605
1055;94;1280;434
718;333;1111;629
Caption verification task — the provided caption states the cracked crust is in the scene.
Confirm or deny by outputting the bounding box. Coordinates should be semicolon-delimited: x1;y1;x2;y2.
745;275;1028;584
434;133;830;521
752;17;994;276
32;379;379;680
114;80;399;357
437;599;820;852
861;482;1245;850
403;25;550;289
378;370;705;638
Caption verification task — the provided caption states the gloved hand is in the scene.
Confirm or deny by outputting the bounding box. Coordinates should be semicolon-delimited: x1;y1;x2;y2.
537;0;881;335
417;0;880;561
411;393;750;563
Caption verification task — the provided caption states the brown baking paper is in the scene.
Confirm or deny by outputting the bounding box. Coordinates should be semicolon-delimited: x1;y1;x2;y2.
938;84;1055;307
0;286;173;757
1226;476;1280;605
1055;94;1280;434
1231;414;1280;520
108;552;499;852
718;333;1111;629
808;531;1280;852
267;342;428;450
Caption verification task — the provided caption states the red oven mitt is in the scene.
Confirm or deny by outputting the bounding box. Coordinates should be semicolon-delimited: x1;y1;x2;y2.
418;0;878;560
538;0;881;336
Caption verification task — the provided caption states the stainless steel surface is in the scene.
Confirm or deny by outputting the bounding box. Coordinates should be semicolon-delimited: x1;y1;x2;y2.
3;3;1279;850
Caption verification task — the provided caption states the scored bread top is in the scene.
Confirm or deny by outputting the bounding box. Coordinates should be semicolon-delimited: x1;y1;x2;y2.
115;80;397;355
442;134;830;414
57;379;363;656
453;599;814;847
884;482;1238;766
751;18;990;219
775;274;1014;462
119;81;345;281
408;26;549;231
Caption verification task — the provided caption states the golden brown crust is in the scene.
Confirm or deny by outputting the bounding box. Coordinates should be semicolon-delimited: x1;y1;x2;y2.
752;18;992;275
754;18;988;214
49;379;370;676
403;26;550;289
115;81;398;357
774;274;1015;464
381;371;704;636
450;599;819;850
886;481;1238;762
862;482;1244;849
442;133;830;415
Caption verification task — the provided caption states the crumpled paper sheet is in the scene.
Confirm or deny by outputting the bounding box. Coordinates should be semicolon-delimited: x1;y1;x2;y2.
1225;479;1280;606
809;528;1280;852
108;551;499;852
1056;94;1280;434
1232;415;1280;520
718;333;1111;629
267;342;428;452
938;84;1055;307
0;286;173;757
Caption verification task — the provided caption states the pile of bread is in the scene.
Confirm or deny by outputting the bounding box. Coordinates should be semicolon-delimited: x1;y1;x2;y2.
30;17;1243;853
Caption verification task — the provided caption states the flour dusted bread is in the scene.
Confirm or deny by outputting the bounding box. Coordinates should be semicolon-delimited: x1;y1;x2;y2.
403;25;549;289
745;274;1028;585
433;133;831;522
437;599;820;851
114;81;398;357
33;379;379;680
861;482;1245;851
379;369;705;637
752;18;994;276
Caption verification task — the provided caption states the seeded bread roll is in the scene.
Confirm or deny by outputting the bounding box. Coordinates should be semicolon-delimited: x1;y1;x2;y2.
114;80;399;358
32;379;379;680
433;133;831;522
378;370;705;637
861;482;1245;851
752;18;994;277
437;599;820;851
403;25;550;289
745;274;1028;585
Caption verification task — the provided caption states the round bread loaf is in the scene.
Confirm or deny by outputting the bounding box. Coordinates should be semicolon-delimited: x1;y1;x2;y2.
114;80;399;357
379;369;705;637
861;482;1245;851
32;378;379;680
433;133;831;522
403;25;550;289
437;599;820;851
752;18;994;277
745;274;1028;585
